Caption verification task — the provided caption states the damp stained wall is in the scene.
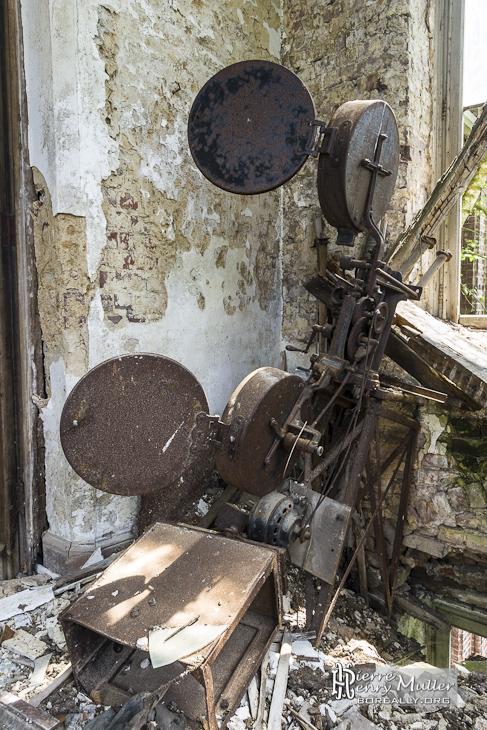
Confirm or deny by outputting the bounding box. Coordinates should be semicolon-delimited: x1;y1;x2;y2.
280;0;435;348
21;0;283;568
21;0;440;570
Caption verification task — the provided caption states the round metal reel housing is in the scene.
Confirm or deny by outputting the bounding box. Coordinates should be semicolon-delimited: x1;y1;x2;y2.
317;100;399;232
60;354;209;496
188;60;316;194
215;367;311;496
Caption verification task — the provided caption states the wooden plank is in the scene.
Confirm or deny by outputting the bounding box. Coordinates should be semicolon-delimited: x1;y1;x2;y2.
385;302;487;409
396;301;487;403
386;102;487;275
247;675;258;719
289;707;320;730
267;631;291;730
0;690;60;729
29;664;73;707
254;651;269;730
198;485;240;529
368;585;450;633
434;597;487;638
385;330;472;406
458;315;487;329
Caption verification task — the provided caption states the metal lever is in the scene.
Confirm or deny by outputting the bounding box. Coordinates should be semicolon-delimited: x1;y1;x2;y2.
286;324;334;354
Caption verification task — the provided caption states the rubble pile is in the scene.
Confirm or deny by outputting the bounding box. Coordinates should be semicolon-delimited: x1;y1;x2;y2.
228;585;487;730
0;560;485;729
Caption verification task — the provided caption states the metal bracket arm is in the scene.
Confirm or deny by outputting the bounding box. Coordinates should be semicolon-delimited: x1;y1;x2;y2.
190;412;244;461
295;118;336;158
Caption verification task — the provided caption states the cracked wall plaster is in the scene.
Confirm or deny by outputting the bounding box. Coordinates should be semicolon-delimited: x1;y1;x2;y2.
23;0;283;558
281;0;434;347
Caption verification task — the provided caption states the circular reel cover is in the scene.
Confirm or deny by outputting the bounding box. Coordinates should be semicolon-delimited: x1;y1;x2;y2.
188;60;316;195
317;100;399;232
60;354;209;496
215;367;311;496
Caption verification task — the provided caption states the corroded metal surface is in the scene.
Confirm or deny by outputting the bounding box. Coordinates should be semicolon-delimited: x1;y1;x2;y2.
248;492;303;548
60;354;209;496
61;523;282;730
188;60;315;194
318;100;399;232
62;522;278;643
215;367;310;496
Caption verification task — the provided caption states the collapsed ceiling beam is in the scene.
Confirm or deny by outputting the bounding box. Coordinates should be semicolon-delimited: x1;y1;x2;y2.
385;102;487;277
385;300;487;411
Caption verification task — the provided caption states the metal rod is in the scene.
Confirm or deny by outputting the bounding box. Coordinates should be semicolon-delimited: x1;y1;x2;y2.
388;424;419;615
375;268;420;299
416;250;452;288
315;436;410;643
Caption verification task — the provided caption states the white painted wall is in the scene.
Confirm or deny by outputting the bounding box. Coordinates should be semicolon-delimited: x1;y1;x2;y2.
21;0;284;563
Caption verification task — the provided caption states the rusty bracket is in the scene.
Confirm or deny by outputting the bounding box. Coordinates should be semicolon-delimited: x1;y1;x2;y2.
265;416;323;466
295;118;336;158
190;412;244;461
375;267;422;300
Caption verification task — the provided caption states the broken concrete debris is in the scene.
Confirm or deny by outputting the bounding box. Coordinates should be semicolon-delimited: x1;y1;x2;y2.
3;629;50;665
0;568;485;729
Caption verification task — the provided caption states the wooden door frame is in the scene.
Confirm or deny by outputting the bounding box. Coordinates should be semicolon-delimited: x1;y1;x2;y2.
434;0;465;322
0;0;45;577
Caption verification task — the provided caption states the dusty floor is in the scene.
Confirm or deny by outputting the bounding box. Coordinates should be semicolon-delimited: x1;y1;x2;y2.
0;552;486;730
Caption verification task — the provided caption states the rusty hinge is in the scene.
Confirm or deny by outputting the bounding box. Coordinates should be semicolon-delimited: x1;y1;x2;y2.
190;412;244;462
295;118;336;158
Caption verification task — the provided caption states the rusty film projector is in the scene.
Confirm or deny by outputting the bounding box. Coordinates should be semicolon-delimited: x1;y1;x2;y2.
59;60;427;723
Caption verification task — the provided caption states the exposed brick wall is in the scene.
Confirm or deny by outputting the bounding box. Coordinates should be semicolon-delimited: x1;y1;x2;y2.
451;627;487;666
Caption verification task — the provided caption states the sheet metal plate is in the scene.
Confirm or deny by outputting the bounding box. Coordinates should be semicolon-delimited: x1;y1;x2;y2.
62;523;276;649
188;60;315;194
318;100;399;231
287;482;351;583
60;354;209;496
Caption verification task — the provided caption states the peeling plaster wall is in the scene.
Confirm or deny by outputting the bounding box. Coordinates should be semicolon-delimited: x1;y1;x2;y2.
21;0;442;571
407;406;487;556
21;0;283;569
281;0;435;346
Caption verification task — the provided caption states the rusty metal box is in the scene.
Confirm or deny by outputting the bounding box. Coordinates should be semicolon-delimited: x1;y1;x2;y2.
61;522;282;729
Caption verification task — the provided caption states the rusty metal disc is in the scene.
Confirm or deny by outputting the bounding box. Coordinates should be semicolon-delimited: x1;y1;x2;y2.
317;100;399;232
215;367;311;496
188;60;316;194
60;354;209;496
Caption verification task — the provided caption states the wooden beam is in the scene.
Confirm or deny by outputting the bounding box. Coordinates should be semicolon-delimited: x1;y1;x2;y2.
368;587;451;633
0;691;60;729
385;331;468;401
385;103;487;276
267;632;291;730
198;485;240;529
385;301;487;410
